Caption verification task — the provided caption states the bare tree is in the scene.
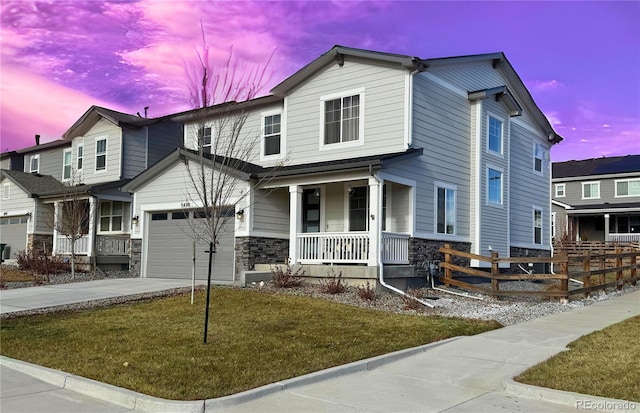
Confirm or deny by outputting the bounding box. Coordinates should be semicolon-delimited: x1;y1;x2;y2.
182;23;281;343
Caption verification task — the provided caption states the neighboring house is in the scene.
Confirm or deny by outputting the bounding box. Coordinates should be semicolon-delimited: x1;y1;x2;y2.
123;45;562;286
0;106;183;266
552;155;640;243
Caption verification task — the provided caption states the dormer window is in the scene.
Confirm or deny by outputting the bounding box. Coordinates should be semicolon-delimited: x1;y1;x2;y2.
29;154;39;173
198;127;212;154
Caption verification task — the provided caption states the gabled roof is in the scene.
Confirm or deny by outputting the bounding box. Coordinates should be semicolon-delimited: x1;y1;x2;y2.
9;139;71;155
0;170;68;197
170;95;283;123
63;105;169;140
553;155;640;179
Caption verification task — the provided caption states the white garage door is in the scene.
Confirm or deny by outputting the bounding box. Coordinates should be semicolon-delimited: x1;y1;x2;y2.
0;216;28;259
146;210;235;281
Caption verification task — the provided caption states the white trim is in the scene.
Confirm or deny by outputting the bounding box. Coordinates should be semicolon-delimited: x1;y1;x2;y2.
473;101;482;256
414;232;470;243
29;154;40;173
433;181;457;236
259;109;286;161
95;136;108;172
552;199;573;209
376;171;416;235
532;205;543;245
554;172;640;182
614;178;640;198
551;211;557;239
62;148;72;181
376;172;417;188
554;183;566;198
0;209;32;217
581;181;601;200
533;142;546;175
2;182;9;200
318;88;365;152
420;72;467;98
486;112;505;157
404;71;413;148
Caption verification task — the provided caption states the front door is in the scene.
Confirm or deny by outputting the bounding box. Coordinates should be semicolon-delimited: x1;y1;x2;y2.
303;188;321;232
349;186;368;231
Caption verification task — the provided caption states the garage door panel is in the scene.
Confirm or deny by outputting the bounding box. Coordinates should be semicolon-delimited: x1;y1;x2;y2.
0;216;28;259
147;211;235;280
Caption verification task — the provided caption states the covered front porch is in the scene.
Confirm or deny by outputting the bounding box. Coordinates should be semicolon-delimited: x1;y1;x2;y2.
567;211;640;243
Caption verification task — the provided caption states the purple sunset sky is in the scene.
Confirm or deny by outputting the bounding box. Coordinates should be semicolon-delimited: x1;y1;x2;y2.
1;1;638;161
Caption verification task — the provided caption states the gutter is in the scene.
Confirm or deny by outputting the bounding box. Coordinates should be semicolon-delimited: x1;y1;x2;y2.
369;165;435;308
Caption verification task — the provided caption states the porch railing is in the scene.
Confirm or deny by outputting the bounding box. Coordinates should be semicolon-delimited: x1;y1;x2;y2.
297;232;369;263
608;233;640;243
56;235;90;255
96;236;130;256
381;232;410;264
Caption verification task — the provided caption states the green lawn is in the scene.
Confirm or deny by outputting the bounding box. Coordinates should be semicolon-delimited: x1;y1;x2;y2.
516;315;640;402
0;287;500;400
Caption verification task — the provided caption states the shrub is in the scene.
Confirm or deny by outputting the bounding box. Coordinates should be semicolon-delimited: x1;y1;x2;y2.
319;269;346;294
271;264;304;288
356;282;376;301
16;250;76;276
402;288;426;310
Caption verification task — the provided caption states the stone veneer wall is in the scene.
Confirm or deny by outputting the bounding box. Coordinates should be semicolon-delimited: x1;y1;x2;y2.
235;236;289;275
130;239;142;276
409;238;471;278
508;246;551;273
27;233;53;254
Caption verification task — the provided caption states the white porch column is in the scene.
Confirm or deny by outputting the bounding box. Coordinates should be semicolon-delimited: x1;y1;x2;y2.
88;197;96;257
52;201;60;256
604;214;610;242
368;177;381;266
289;185;302;264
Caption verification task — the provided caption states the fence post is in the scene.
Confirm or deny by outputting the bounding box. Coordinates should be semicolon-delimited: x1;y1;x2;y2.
583;251;591;298
616;248;623;290
559;253;569;300
491;252;499;298
443;243;452;287
631;255;637;287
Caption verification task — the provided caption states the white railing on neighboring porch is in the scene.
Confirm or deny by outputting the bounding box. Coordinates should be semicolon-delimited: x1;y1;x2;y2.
381;232;410;264
96;236;130;256
297;232;370;263
608;233;640;243
56;235;90;255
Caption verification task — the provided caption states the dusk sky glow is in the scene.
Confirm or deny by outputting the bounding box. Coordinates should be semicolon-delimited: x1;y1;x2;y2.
1;1;638;162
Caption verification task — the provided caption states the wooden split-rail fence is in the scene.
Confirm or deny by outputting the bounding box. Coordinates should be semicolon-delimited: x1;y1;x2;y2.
438;243;639;299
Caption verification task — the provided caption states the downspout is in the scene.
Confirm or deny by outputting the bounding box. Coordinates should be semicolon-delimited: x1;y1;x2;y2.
369;165;435;308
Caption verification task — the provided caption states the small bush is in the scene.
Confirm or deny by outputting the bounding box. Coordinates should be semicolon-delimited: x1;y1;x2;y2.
356;282;376;301
319;269;346;294
271;264;304;288
16;250;74;276
402;288;425;310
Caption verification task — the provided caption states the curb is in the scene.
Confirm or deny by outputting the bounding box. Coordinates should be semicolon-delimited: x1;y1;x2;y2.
503;378;639;412
1;337;461;412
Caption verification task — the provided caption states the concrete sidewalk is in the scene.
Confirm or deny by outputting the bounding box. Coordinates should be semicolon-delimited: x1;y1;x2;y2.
1;281;638;412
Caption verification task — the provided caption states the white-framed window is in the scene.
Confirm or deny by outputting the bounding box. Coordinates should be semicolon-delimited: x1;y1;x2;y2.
582;182;600;199
29;154;40;173
533;207;543;244
487;114;503;155
95;138;107;171
534;143;546;173
320;89;364;149
555;183;566;197
198;126;212;153
435;182;456;235
615;178;640;197
99;201;123;232
3;183;9;199
487;167;503;205
262;113;282;157
62;149;72;180
77;144;84;170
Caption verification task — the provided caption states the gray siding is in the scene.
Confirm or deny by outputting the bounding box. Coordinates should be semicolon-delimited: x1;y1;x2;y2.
252;188;289;234
554;174;640;206
147;121;183;166
23;146;69;180
80;119;123;184
122;127;147;179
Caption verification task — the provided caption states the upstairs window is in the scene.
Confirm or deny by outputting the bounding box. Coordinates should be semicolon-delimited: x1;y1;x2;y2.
534;143;546;173
99;201;123;232
555;184;566;197
323;92;362;146
487;167;503;205
198;127;212;154
436;183;456;235
63;149;72;180
487;115;503;154
263;114;281;156
582;182;600;200
77;145;84;170
29;154;39;173
96;138;107;171
534;208;543;244
616;179;640;197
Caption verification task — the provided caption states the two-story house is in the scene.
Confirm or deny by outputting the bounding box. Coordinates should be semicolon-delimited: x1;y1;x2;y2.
123;46;562;288
0;106;183;266
552;155;640;243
